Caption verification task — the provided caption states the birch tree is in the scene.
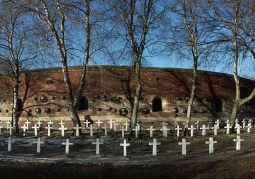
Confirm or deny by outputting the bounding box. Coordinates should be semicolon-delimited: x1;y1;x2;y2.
169;0;217;135
22;0;93;129
103;0;169;136
0;1;40;134
208;0;255;129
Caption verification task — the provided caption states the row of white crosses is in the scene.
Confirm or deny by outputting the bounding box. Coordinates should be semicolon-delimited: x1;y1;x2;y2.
173;118;255;137
178;135;244;155
4;135;245;157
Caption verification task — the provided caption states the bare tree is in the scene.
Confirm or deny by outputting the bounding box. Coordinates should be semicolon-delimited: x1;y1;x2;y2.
21;0;94;129
0;1;40;133
169;0;218;135
208;0;255;128
103;0;169;136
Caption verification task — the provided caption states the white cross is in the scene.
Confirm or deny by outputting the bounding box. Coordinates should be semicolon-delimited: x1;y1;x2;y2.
247;122;252;133
5;136;13;152
84;119;90;128
36;120;42;128
225;119;230;125
124;121;129;131
59;120;65;126
160;125;170;138
233;135;244;150
0;121;3;135
6;120;11;129
224;123;231;134
242;119;246;129
47;120;54;126
58;124;67;137
133;125;139;138
235;124;242;134
62;139;73;154
161;121;168;127
96;119;102;128
34;137;44;153
175;125;182;137
235;119;239;127
215;119;220;128
212;124;219;136
92;138;104;155
45;123;53;136
200;124;208;136
173;121;178;128
32;124;39;136
73;124;81;137
120;139;130;157
108;119;114;129
9;124;14;136
195;121;200;130
147;125;156;138
205;137;217;154
120;126;125;138
188;125;196;137
113;122;118;131
206;120;211;128
149;138;161;156
25;120;30;130
102;124;108;136
89;124;95;137
178;138;190;155
21;124;27;136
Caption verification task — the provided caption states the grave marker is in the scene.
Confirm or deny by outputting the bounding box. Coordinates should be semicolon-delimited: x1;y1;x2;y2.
45;123;53;137
5;136;13;152
25;120;30;129
120;126;125;138
58;124;67;137
195;121;200;130
147;125;156;138
102;124;108;136
224;123;231;135
96;119;102;128
37;120;42;128
235;119;239;127
200;124;208;136
188;125;196;137
59;120;65;126
247;122;252;133
149;138;161;156
84;119;90;128
160;125;170;138
233;135;244;150
206;120;211;128
108;119;114;129
242;119;246;129
34;137;44;153
9;124;14;136
215;119;220;128
120;139;130;157
92;138;104;155
21;124;27;136
73;124;82;137
89;124;96;137
205;137;217;154
6;120;10;129
133;125;139;138
124;121;129;131
178;138;190;155
32;124;39;136
175;125;182;137
212;124;219;136
235;124;242;134
173;121;178;128
0;121;2;135
62;138;73;154
114;122;118;131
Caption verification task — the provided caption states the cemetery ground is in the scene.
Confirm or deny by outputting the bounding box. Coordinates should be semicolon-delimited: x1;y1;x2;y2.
0;126;255;178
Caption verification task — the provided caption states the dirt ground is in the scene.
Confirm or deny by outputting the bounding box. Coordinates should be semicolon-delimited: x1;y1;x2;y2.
0;127;255;178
